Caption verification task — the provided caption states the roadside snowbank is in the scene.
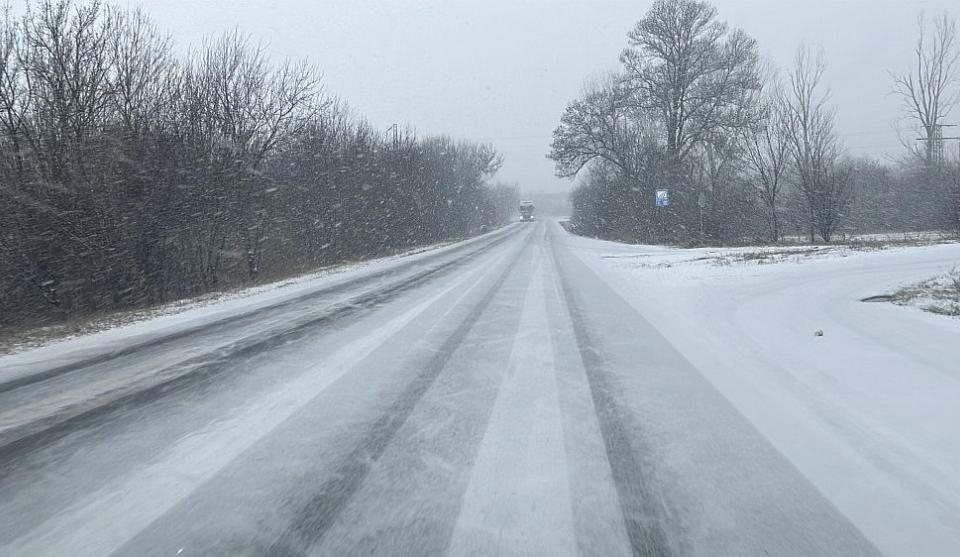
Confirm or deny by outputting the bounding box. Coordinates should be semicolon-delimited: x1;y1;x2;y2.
0;227;512;375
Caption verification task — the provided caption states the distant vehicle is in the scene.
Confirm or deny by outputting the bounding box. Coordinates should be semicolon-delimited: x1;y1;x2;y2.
519;200;535;222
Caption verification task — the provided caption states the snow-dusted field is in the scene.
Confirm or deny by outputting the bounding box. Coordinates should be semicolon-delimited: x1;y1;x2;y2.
564;231;960;556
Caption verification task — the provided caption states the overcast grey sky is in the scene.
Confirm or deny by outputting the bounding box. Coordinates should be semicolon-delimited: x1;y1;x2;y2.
96;1;960;191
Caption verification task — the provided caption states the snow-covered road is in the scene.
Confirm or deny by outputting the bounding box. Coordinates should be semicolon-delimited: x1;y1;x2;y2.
1;220;957;556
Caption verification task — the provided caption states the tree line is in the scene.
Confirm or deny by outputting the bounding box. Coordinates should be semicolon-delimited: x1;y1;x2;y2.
0;0;519;329
551;0;960;245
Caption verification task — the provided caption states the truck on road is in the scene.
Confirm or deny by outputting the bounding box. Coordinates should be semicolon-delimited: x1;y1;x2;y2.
519;200;535;222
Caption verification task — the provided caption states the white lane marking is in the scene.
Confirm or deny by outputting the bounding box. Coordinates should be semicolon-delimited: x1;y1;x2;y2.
3;252;507;557
446;255;578;557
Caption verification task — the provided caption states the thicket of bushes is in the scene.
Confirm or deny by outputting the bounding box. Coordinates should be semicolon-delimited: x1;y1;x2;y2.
0;1;518;328
566;154;959;246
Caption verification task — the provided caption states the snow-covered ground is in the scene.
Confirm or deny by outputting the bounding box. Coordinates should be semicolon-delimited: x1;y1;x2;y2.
0;227;517;450
781;230;953;244
3;220;958;556
0;227;511;378
562;229;960;556
0;241;451;356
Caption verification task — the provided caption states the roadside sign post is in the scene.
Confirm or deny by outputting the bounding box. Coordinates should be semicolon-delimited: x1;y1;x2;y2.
655;190;670;207
698;191;706;245
655;190;669;243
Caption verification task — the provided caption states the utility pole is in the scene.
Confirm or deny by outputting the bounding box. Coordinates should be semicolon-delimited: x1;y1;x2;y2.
386;123;399;149
917;124;959;165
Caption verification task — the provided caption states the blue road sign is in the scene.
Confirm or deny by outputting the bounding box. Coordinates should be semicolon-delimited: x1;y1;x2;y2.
655;189;670;207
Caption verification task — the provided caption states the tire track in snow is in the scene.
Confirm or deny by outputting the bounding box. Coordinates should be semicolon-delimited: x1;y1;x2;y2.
444;253;578;556
550;236;674;557
0;251;501;557
542;248;635;557
267;231;531;556
550;221;882;557
0;227;529;459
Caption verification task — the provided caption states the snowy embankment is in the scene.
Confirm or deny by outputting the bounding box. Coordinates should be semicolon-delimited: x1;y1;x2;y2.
563;230;960;556
0;227;512;379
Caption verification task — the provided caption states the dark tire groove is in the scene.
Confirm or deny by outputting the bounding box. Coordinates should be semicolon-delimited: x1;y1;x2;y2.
549;236;674;557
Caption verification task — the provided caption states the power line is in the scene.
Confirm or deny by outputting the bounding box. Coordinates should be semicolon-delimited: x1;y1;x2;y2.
916;124;960;163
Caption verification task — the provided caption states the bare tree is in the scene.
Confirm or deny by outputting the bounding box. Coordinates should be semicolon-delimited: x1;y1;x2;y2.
783;46;849;243
892;13;960;166
620;0;762;163
0;6;30;176
548;74;658;181
197;31;322;168
189;30;323;279
744;85;790;242
18;0;114;180
107;6;174;135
